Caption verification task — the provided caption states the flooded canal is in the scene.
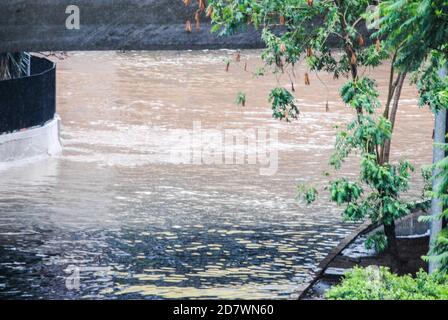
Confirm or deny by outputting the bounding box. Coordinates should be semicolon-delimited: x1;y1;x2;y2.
0;50;434;299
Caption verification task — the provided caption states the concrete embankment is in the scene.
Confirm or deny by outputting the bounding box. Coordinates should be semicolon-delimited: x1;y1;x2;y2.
0;1;264;51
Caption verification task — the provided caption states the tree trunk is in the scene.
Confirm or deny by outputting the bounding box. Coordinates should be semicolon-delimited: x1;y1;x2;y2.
380;73;408;273
429;68;447;273
382;72;407;164
384;220;401;271
382;51;398;121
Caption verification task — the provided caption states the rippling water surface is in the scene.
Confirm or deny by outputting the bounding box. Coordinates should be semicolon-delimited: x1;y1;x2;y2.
0;51;433;299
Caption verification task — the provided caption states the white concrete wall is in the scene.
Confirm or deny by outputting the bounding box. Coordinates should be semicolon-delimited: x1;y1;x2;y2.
0;115;62;169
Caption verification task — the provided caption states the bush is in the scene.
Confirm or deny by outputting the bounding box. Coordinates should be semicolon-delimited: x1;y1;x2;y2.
326;266;448;300
365;231;388;253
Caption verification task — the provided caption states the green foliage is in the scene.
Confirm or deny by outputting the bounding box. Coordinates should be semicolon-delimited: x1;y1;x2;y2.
415;52;448;112
340;78;380;113
330;179;363;205
209;0;390;80
361;156;414;197
376;0;448;71
254;67;265;77
235;91;246;107
421;165;433;199
365;232;388;253
326;266;448;300
378;0;448;273
268;87;299;122
330;82;413;229
420;142;448;274
423;229;448;274
296;184;318;205
208;0;416;250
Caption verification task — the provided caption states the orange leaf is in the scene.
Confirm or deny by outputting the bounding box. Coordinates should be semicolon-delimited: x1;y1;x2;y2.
185;20;192;33
280;43;287;53
376;38;381;52
195;11;201;31
235;52;241;62
307;47;313;57
279;15;285;25
305;73;310;85
206;6;213;18
358;35;365;47
351;53;357;65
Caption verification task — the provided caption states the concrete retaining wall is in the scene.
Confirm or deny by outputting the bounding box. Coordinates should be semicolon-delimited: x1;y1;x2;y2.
1;0;264;51
0;116;62;168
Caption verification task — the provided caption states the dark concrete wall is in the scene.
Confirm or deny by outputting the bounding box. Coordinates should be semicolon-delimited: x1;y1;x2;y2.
1;0;264;51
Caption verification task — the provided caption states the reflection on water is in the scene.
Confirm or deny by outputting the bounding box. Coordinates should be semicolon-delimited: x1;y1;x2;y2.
0;51;433;299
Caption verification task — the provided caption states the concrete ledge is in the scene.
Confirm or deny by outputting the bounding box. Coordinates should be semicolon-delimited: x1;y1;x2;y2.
297;220;374;299
0;115;62;169
297;207;429;299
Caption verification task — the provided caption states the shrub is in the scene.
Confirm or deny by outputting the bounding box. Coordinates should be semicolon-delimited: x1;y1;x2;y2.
365;231;388;254
326;266;448;300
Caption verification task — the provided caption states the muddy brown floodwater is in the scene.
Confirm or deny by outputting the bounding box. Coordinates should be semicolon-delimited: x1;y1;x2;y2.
0;50;434;299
